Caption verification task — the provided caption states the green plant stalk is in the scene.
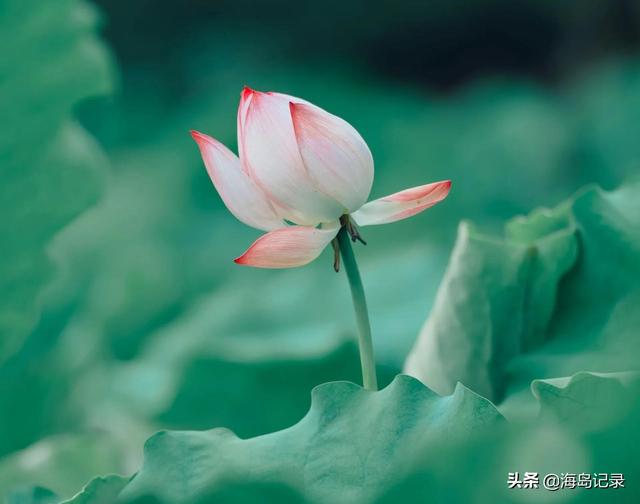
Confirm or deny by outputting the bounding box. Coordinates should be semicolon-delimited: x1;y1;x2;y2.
337;226;378;391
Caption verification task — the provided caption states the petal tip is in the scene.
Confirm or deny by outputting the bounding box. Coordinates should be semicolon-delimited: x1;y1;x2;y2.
190;129;210;145
288;100;310;116
242;86;265;100
288;101;301;130
241;86;254;99
288;101;308;125
190;131;230;154
233;254;247;265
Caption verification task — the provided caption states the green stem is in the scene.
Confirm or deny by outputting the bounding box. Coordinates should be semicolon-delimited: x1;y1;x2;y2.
337;226;378;391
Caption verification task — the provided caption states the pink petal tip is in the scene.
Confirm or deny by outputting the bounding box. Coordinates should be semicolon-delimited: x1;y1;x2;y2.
190;129;210;145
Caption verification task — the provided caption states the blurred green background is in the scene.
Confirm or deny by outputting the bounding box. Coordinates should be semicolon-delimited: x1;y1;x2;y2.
1;0;639;501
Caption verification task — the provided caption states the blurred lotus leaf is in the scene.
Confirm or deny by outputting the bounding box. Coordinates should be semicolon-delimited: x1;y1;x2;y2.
405;182;640;405
0;0;114;362
532;371;640;430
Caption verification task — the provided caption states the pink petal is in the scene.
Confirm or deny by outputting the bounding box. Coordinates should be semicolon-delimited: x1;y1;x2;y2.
290;102;373;213
351;180;452;226
238;89;344;225
234;224;340;269
191;130;284;231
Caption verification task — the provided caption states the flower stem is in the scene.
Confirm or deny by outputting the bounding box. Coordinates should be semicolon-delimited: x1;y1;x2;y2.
337;226;378;391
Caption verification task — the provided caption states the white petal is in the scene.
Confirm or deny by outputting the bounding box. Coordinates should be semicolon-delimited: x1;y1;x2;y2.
290;102;373;212
234;223;339;268
191;130;284;231
239;89;344;225
351;180;452;226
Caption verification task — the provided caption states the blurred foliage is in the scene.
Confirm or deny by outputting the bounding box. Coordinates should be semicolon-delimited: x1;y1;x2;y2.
1;0;640;502
0;0;114;363
0;434;125;500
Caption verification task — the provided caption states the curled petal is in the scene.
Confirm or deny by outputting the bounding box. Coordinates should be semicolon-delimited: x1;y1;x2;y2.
191;130;284;231
351;180;452;226
234;223;340;269
239;89;344;225
290;102;373;212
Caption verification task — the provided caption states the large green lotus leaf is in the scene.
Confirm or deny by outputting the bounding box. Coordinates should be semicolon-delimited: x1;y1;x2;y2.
107;375;502;504
0;0;114;363
405;183;640;406
0;434;126;501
